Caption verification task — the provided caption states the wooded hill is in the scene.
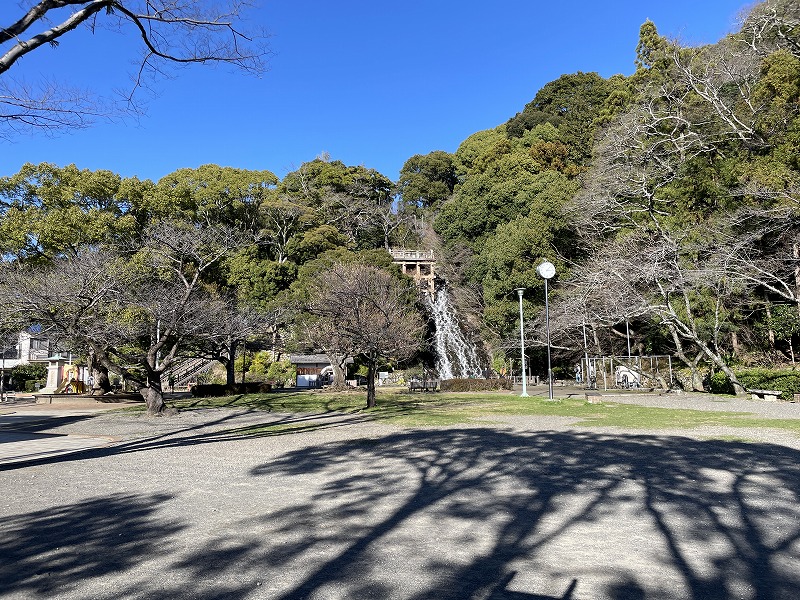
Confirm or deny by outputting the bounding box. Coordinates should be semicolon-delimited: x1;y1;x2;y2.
401;0;800;394
1;0;799;405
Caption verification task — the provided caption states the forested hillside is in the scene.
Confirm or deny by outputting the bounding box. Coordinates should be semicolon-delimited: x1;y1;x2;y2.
1;0;799;406
398;0;800;392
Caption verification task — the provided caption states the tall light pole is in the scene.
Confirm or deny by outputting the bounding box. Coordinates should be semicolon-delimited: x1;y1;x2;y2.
625;316;631;358
537;261;556;400
514;288;529;397
582;320;591;389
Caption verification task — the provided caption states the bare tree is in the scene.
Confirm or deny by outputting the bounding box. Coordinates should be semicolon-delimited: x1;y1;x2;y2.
736;0;800;58
185;296;280;385
0;249;125;394
560;9;800;392
295;315;353;390
548;229;750;394
1;1;270;136
259;195;309;263
0;220;253;414
306;263;425;408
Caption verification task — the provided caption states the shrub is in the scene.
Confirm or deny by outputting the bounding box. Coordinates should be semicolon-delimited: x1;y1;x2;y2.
11;363;47;381
266;360;296;388
9;363;46;392
190;382;272;397
709;371;734;395
440;378;513;392
710;368;800;400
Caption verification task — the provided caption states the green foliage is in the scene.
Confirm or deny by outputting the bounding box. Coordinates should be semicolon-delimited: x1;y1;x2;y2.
281;158;393;206
435;150;579;254
439;378;513;392
398;150;459;211
149;164;277;227
754;304;800;346
633;20;670;74
770;305;800;341
284;224;348;264
505;72;616;164
0;162;138;260
237;352;296;387
11;363;47;392
754;50;800;129
226;249;298;308
710;368;800;400
476;215;554;327
266;360;296;387
246;351;272;376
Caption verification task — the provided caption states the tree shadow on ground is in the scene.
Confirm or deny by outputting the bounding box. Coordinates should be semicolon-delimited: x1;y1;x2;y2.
2;427;799;599
0;413;93;433
239;429;800;600
0;492;184;598
0;409;384;471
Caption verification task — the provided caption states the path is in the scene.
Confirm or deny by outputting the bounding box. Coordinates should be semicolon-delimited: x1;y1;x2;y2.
1;393;799;599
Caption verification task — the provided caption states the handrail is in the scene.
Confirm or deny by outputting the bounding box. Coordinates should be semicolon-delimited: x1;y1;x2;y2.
388;248;435;261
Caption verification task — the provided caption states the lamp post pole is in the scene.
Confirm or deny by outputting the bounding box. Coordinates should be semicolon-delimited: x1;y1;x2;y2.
514;288;528;397
536;261;556;401
582;321;591;389
625;317;631;358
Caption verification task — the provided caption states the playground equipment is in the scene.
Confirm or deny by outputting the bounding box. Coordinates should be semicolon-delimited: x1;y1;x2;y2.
581;355;673;391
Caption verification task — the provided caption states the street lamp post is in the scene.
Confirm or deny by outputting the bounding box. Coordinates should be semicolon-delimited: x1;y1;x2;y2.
0;346;5;403
536;261;556;400
513;288;528;397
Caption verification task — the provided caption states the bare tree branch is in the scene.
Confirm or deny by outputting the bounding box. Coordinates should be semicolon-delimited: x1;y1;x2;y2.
1;1;271;135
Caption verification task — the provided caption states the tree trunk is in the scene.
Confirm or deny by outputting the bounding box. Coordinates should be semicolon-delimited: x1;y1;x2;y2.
366;355;377;408
591;323;602;355
141;373;166;415
86;344;113;394
86;351;112;395
665;323;704;391
730;331;741;357
217;339;239;385
690;362;705;392
221;357;234;386
327;353;349;389
695;338;746;395
794;242;800;316
92;364;112;395
765;300;776;349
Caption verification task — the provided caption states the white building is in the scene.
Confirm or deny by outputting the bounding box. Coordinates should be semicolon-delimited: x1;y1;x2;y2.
2;331;51;369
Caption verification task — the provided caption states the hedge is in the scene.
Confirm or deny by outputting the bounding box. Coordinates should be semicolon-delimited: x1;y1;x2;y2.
190;382;272;397
440;378;513;392
710;368;800;400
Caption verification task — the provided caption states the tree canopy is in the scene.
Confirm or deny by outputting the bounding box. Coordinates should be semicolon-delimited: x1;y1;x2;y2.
2;0;799;401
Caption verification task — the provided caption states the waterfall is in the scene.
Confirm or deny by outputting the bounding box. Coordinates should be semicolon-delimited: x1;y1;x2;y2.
427;288;484;379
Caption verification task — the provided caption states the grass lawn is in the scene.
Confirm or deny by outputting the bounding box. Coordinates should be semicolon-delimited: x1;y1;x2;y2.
161;388;800;436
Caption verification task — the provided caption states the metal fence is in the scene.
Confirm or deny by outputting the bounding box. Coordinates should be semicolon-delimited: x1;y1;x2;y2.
579;355;673;391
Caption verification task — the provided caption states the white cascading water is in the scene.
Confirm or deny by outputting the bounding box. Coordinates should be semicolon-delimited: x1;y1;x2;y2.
427;288;484;379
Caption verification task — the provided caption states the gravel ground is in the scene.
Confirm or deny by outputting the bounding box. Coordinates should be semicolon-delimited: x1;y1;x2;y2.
1;393;799;600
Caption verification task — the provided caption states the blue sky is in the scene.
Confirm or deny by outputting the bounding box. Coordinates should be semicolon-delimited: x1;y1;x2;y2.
2;1;749;183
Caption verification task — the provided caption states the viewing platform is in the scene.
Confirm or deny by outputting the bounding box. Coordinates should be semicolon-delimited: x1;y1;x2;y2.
389;248;436;294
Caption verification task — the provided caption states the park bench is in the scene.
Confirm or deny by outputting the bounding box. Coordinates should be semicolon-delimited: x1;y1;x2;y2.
408;379;439;392
749;389;784;402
